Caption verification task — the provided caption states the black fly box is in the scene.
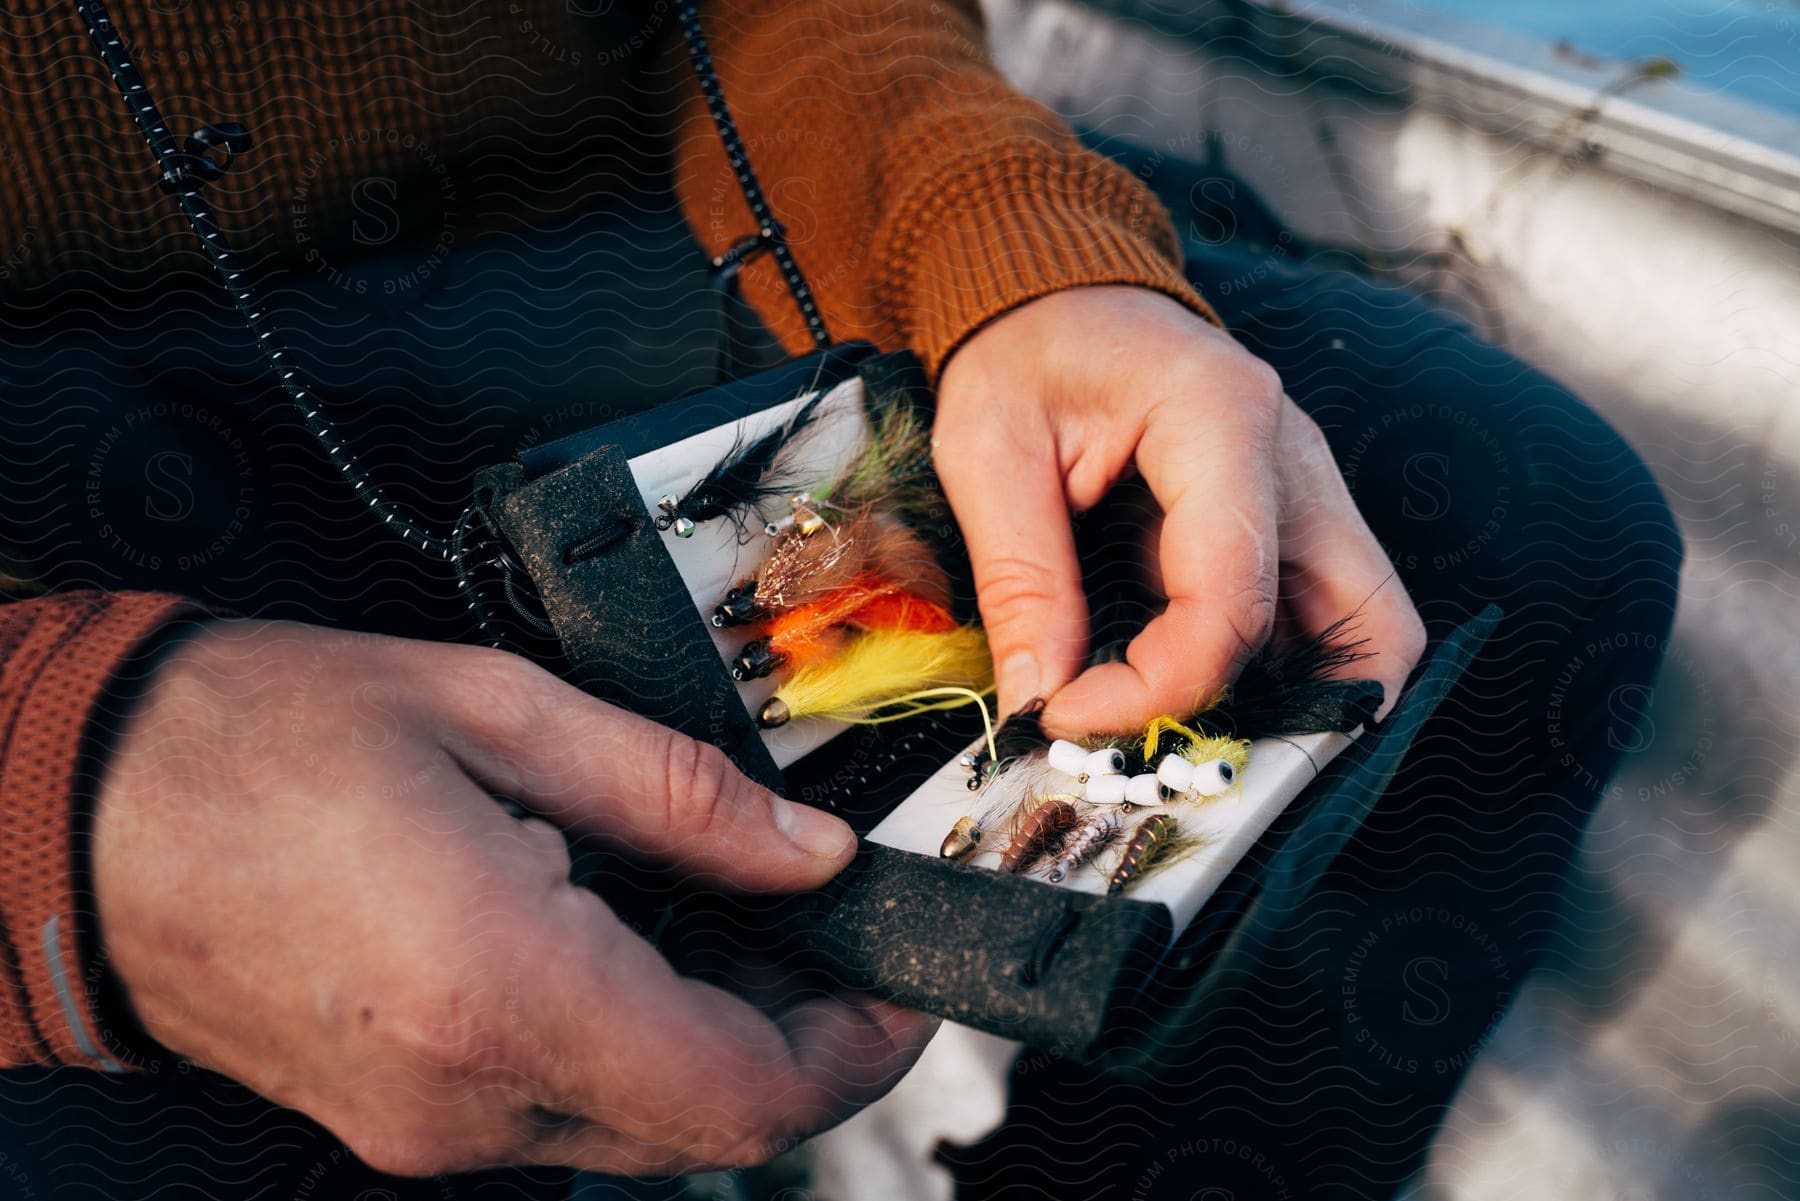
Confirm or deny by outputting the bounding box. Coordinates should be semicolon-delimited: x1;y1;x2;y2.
467;341;1499;1064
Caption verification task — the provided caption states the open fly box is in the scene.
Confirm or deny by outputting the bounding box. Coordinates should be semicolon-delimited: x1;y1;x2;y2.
472;343;1498;1073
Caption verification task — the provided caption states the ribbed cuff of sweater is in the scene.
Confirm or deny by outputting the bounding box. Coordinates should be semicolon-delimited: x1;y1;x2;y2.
0;591;198;1070
885;143;1221;380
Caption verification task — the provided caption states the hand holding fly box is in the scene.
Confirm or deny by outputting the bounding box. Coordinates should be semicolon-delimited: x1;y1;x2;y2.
469;344;1497;1061
77;0;1499;1069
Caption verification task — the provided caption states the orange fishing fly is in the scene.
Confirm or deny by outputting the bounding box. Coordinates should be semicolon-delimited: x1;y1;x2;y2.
730;573;955;680
714;508;951;628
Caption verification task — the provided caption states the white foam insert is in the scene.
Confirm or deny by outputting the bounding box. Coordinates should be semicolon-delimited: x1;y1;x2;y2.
626;380;1361;929
868;729;1356;936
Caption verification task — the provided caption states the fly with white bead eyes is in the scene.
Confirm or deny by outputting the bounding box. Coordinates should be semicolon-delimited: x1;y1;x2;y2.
942;618;1384;875
1042;730;1245;810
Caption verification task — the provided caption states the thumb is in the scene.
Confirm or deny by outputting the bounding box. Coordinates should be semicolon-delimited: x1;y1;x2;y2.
439;654;857;891
932;413;1089;717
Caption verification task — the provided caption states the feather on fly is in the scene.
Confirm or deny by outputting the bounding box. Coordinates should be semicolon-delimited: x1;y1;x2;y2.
757;625;992;727
666;391;827;540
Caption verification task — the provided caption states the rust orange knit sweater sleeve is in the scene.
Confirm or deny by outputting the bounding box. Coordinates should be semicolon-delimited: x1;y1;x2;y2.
672;0;1217;378
0;591;197;1069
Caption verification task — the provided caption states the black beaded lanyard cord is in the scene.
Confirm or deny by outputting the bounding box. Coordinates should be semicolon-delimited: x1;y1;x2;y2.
72;0;831;636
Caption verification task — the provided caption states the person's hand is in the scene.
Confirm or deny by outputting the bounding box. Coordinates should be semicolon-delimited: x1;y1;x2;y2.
93;621;931;1177
934;285;1426;735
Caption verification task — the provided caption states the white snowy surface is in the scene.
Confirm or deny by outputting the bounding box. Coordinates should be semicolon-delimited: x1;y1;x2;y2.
811;1024;1021;1201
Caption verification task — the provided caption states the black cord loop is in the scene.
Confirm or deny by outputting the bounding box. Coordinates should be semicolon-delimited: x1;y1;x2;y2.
74;0;834;640
74;0;455;560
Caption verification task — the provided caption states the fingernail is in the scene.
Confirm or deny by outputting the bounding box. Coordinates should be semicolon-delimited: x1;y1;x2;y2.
999;652;1040;709
774;797;856;860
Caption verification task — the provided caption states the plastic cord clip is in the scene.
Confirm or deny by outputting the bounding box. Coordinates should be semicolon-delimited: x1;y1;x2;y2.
158;121;252;194
708;225;788;291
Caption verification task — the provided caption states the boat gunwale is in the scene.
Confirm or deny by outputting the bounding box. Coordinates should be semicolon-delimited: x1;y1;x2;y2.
1071;0;1800;236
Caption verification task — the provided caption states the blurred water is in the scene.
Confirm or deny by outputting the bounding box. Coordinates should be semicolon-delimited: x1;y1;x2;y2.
1409;0;1800;116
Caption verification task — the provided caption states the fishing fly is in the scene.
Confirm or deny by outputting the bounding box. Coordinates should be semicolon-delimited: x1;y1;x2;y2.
683;371;943;552
939;785;1018;860
1044;809;1123;883
762;493;828;540
659;391;828;540
1108;812;1187;894
961;699;1051;790
940;815;984;860
714;507;951;629
756;626;992;728
729;576;956;680
1187;614;1385;739
999;795;1081;874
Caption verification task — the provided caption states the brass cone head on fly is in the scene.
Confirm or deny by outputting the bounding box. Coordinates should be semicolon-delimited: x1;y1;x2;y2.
940;815;980;860
757;696;791;728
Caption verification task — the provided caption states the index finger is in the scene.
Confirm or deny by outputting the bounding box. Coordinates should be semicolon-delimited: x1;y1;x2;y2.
1042;378;1280;735
519;887;933;1175
933;407;1091;716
